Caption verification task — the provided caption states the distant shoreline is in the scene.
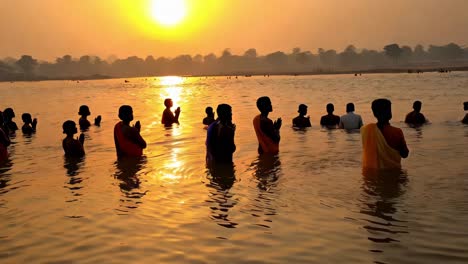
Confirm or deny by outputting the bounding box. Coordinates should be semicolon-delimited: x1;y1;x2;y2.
2;66;467;83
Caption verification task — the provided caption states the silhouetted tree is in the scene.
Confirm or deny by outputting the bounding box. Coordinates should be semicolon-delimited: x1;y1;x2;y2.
16;55;38;76
384;44;403;63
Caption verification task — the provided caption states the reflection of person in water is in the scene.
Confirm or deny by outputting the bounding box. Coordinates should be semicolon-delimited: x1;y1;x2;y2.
114;105;146;157
292;104;311;128
114;157;147;211
206;104;236;164
252;155;281;191
361;99;409;169
361;168;408;248
253;96;282;155
161;98;181;127
203;106;216;126
206;162;237;228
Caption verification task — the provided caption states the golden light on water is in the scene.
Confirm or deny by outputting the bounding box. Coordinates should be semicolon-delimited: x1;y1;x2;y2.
150;0;187;26
158;76;184;108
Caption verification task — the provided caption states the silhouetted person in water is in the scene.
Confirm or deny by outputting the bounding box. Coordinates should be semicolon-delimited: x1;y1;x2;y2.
462;102;468;124
203;106;216;126
78;105;101;130
320;103;340;129
339;103;363;130
253;96;282;155
405;101;427;126
161;98;181;126
361;99;409;169
0;111;11;162
206;104;236;164
21;113;37;135
3;108;18;133
62;120;85;157
114;105;146;157
292;104;311;128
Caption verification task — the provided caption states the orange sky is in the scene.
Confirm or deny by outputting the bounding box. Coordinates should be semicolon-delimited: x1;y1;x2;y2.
1;0;468;61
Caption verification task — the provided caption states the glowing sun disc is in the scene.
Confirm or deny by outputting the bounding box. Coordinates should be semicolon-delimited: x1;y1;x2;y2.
151;0;187;26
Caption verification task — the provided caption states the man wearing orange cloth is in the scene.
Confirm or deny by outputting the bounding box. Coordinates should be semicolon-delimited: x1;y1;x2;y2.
361;99;409;169
253;96;282;155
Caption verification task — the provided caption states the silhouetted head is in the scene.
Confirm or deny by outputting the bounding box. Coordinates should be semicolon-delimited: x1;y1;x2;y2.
256;96;272;113
4;108;15;119
412;101;422;113
78;105;91;116
22;113;32;124
298;104;308;115
372;99;392;122
205;107;214;116
217;104;232;122
63;120;78;135
164;98;173;108
326;103;334;114
118;105;134;122
346;103;355;113
464;101;468;111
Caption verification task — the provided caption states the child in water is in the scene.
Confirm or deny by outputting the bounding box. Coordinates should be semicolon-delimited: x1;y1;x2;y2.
78;105;102;130
161;98;181;126
62;120;85;157
21;113;38;135
203;106;216;126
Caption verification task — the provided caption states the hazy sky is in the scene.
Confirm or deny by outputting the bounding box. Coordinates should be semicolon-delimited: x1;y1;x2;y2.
1;0;468;60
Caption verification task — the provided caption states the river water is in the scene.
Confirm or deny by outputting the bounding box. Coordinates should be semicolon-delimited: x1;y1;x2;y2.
0;73;467;263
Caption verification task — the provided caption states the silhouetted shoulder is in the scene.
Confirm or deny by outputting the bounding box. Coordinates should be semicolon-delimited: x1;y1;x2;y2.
463;114;468;124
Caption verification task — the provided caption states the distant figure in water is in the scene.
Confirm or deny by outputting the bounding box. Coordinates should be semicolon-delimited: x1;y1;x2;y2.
253;96;281;155
161;98;181;127
462;102;468;124
3;108;18;133
62;120;85;157
292;104;311;128
320;103;340;129
78;105;101;130
203;106;216;126
206;104;236;163
361;99;409;169
0;111;11;162
405;101;427;126
339;103;363;130
21;113;37;135
114;105;146;157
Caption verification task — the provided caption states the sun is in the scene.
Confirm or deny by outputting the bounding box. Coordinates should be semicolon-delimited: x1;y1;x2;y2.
150;0;187;26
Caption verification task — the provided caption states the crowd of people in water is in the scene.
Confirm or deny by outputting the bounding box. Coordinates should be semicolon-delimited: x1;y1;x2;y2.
0;99;467;170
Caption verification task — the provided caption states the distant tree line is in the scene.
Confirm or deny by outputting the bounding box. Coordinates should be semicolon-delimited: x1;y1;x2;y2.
1;43;467;81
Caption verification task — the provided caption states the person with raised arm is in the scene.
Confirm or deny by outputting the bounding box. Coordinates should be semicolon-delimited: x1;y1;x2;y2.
253;96;282;155
114;105;146;157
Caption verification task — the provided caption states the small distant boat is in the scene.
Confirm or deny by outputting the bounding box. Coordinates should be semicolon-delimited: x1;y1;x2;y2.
245;74;252;77
124;80;129;83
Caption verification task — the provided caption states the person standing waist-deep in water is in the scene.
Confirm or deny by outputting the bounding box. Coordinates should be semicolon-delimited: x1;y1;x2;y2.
339;103;363;130
161;98;181;127
114;105;146;157
292;104;311;128
78;105;101;130
462;101;468;124
0;111;11;162
203;106;216;126
320;103;340;129
62;120;85;157
253;96;282;155
405;100;427;126
3;108;18;134
21;113;38;135
361;99;409;169
206;104;236;164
